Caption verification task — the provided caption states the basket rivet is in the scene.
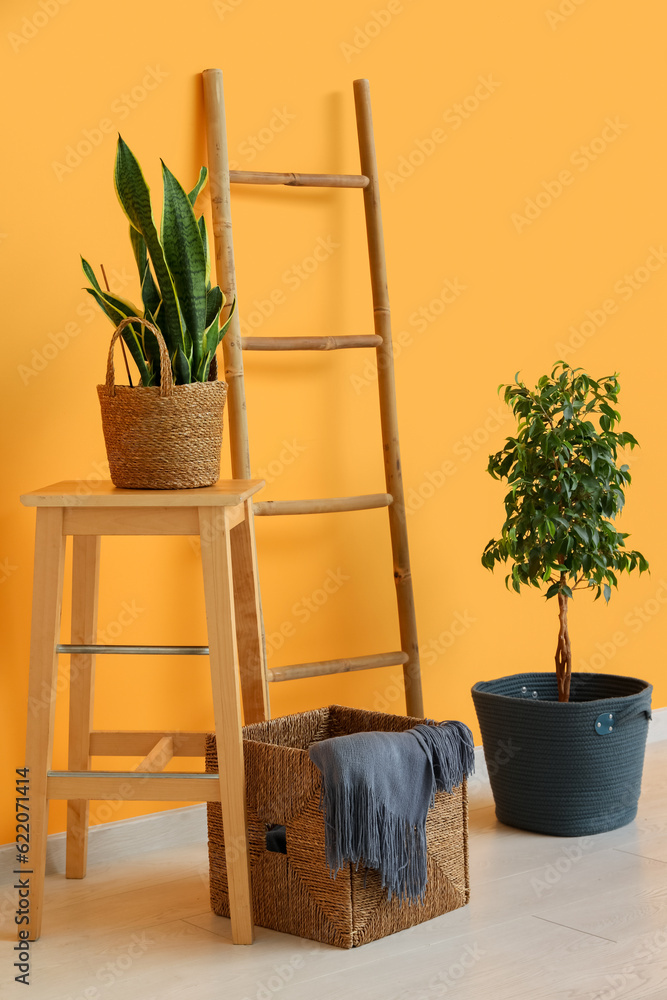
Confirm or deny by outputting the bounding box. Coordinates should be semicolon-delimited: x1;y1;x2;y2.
595;712;615;735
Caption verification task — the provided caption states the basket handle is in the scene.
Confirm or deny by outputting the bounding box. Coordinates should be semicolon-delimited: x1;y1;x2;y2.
105;317;173;398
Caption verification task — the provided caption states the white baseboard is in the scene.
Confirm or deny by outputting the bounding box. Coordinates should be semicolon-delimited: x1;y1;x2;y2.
0;803;208;887
2;707;665;882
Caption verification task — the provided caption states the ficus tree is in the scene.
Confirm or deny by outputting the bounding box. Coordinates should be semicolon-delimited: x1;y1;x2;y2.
481;362;648;703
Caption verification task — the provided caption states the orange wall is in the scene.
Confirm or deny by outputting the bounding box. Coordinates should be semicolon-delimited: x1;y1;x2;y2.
2;0;665;844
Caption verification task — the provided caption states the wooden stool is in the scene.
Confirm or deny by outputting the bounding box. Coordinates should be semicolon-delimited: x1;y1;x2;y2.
20;479;269;945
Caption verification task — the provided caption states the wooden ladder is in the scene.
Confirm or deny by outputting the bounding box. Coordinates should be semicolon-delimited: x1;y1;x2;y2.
202;70;423;718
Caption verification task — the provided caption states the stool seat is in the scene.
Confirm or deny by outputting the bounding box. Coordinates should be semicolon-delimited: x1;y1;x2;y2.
21;479;263;507
20;478;268;946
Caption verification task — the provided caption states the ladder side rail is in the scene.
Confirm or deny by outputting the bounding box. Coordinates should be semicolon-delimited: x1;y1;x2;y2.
203;69;271;723
353;78;424;718
203;68;252;481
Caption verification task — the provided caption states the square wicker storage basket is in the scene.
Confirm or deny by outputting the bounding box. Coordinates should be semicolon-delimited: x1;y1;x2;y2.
205;705;470;948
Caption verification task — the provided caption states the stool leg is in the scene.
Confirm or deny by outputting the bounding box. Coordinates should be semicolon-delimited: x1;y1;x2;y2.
199;506;254;945
66;535;100;878
231;499;269;725
24;508;66;940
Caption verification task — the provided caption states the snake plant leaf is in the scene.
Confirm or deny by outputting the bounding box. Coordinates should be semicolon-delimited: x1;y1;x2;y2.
205;285;223;329
198;311;222;381
141;306;164;384
81;258;142;329
160;159;207;372
217;297;236;344
200;349;214;382
198;215;211;289
128;226;163;379
82;284;153;386
129;226;161;317
113;136;184;354
83;252;163;387
197;298;235;381
194;339;214;382
173;344;192;384
188;166;208;207
81;256;104;293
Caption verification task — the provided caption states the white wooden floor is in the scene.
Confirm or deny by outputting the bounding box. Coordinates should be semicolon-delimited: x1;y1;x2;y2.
2;740;666;999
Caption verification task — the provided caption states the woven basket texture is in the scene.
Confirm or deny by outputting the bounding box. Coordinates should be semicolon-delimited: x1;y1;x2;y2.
472;672;652;836
97;318;227;490
206;705;470;948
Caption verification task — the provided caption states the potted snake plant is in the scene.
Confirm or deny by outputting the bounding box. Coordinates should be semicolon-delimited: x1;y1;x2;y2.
82;135;235;490
472;362;652;836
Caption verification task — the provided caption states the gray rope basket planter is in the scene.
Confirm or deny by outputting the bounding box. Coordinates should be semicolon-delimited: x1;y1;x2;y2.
471;672;652;837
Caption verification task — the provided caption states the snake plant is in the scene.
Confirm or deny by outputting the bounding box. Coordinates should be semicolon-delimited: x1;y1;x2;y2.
82;135;234;386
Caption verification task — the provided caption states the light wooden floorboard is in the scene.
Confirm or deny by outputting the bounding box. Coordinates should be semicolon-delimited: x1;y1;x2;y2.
1;741;665;998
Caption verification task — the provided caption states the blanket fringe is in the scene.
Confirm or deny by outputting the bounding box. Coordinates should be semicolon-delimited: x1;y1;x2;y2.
319;780;428;904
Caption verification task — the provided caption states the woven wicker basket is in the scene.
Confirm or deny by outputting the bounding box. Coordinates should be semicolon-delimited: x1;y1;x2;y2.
97;318;227;490
206;705;470;948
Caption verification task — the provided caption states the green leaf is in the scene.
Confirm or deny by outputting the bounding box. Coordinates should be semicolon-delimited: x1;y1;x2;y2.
205;285;223;330
160;159;208;372
113;136;184;355
81;256;103;292
188;166;208;207
217;296;236;343
126;227;163;380
572;524;588;544
82;285;152;386
198;215;211;289
129;226;160;317
173;345;191;384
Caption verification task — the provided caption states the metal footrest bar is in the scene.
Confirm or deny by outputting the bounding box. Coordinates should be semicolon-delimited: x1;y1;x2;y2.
57;644;209;655
47;770;219;779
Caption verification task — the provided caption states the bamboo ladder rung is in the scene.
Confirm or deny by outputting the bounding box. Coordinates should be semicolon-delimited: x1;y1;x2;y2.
230;170;369;188
269;651;408;683
253;493;392;517
241;336;382;351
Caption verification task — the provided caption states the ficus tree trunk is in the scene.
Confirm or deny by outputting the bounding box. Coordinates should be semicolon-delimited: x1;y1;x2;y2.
555;572;572;702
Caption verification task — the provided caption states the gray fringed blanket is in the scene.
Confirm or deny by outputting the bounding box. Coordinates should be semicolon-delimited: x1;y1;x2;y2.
308;721;474;904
